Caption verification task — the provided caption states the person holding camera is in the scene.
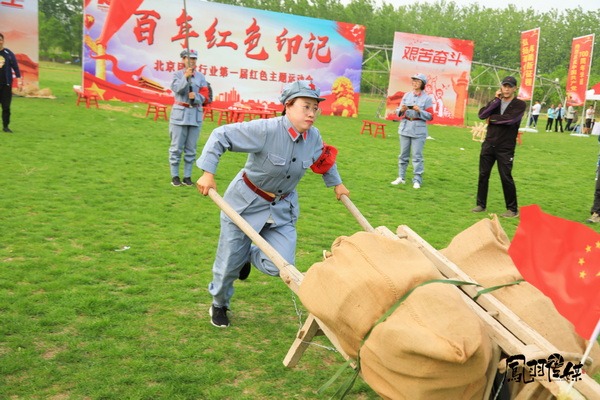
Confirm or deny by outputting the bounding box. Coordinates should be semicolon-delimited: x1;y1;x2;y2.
390;73;434;189
471;76;526;218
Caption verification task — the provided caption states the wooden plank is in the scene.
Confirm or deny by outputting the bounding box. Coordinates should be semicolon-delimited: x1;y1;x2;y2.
283;314;322;368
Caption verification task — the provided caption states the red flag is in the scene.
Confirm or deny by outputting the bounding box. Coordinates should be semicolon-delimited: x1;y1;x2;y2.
508;205;600;340
98;0;145;46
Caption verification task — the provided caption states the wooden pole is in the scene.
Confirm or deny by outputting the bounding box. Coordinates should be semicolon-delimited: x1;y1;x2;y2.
340;194;374;232
207;188;304;293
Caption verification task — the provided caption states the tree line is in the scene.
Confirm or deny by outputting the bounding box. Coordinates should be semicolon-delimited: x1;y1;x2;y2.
39;0;599;99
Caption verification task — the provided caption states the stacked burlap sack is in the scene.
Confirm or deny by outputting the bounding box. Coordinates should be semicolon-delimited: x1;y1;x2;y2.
298;231;493;400
439;215;600;399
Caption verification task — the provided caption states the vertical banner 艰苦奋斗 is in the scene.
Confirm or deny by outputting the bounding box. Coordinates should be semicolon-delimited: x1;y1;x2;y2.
0;0;39;94
566;34;595;107
385;32;474;126
517;28;540;101
82;0;365;116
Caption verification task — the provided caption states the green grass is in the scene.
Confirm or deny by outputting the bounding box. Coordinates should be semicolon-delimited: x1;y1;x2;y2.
0;62;598;399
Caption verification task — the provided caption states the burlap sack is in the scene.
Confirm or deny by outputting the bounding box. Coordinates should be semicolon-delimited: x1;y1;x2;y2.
360;282;492;400
298;231;492;400
439;215;600;377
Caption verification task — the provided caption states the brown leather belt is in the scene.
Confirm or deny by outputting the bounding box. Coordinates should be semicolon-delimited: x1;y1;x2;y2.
175;101;200;108
242;172;288;202
405;117;422;121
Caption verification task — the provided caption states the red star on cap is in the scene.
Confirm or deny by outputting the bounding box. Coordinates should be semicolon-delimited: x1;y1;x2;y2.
308;82;315;90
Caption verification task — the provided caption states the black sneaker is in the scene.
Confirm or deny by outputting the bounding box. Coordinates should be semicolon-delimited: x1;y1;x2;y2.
3;127;13;133
209;305;230;328
239;262;251;281
182;177;194;186
171;176;182;186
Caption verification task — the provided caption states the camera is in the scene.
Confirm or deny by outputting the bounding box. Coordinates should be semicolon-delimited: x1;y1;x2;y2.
407;105;414;109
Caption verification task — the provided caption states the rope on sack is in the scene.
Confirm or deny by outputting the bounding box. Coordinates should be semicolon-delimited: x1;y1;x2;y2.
473;279;525;301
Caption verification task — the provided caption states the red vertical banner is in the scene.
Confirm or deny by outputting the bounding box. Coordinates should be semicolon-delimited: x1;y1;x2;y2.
517;28;539;101
566;34;595;107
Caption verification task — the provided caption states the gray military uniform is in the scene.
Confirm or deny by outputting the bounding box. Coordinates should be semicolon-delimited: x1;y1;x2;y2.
169;69;208;178
197;116;342;308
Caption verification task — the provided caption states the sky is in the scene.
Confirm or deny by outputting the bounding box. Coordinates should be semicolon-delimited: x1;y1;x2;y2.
365;0;597;13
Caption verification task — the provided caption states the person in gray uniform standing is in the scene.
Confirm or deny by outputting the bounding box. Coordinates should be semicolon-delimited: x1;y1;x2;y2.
390;73;434;189
196;80;350;328
169;49;209;186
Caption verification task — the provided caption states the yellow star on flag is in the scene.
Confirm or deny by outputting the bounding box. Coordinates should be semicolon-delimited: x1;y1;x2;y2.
86;82;106;100
508;205;600;340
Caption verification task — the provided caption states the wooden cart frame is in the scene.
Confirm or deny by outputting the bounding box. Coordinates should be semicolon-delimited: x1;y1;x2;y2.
208;189;600;400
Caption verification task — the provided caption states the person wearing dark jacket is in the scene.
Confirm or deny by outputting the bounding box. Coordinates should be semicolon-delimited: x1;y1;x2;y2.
586;177;600;223
0;33;22;133
471;76;526;218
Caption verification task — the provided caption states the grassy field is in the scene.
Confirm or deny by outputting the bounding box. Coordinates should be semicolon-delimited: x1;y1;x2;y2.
0;62;598;399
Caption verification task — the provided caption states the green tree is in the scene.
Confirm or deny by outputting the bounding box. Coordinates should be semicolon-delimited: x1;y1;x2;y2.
39;14;70;61
38;0;83;59
39;0;82;24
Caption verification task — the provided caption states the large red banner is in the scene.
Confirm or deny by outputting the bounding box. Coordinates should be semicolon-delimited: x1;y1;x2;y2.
517;28;539;101
385;32;474;126
0;0;39;94
82;0;365;116
566;34;595;107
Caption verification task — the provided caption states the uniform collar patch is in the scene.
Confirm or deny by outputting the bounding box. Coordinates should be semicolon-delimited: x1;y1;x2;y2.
287;126;308;141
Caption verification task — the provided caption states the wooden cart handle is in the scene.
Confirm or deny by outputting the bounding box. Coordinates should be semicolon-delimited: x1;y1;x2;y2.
340;194;374;232
207;188;304;293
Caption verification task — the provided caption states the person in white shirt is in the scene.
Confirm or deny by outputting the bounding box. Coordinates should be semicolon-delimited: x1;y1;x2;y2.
584;105;595;134
529;100;541;128
565;105;575;131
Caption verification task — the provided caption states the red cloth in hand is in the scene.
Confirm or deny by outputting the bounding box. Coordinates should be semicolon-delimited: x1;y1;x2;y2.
199;86;210;106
